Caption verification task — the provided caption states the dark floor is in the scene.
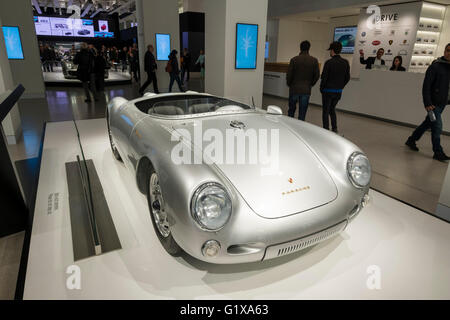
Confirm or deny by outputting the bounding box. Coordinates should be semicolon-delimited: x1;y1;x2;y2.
1;76;449;299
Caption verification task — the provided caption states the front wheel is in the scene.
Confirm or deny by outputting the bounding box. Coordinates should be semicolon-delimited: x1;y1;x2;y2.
147;169;181;256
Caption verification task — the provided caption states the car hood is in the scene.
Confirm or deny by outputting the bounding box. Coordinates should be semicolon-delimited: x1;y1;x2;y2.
171;113;338;218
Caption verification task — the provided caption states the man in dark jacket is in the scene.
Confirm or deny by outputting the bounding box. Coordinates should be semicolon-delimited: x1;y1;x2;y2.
74;43;97;102
286;40;320;121
320;41;350;133
94;50;107;92
405;44;450;161
139;45;160;95
360;48;385;69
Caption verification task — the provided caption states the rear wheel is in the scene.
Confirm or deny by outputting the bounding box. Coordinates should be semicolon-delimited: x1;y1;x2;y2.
106;110;122;161
147;169;181;256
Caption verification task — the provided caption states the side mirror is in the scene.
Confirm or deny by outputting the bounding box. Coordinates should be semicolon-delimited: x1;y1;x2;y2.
267;105;282;115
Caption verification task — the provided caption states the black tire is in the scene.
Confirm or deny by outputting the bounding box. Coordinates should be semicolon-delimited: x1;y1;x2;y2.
106;110;122;162
146;167;182;256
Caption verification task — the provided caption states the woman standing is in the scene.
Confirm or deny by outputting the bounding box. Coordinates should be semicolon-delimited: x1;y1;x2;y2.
390;56;406;71
167;50;184;92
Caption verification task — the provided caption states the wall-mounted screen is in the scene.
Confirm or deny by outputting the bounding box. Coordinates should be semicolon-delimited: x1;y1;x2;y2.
156;33;170;61
235;23;258;69
265;41;269;59
2;26;24;60
334;26;357;54
33;15;113;38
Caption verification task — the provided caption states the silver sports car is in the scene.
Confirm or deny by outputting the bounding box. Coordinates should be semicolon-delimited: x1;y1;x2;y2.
107;92;371;264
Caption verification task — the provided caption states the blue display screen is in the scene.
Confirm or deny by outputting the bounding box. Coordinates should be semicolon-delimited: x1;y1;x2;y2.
334;26;357;54
235;23;258;69
265;41;269;59
156;33;170;61
2;26;24;60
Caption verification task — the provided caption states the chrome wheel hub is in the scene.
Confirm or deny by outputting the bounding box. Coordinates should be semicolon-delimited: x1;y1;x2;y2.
149;173;170;238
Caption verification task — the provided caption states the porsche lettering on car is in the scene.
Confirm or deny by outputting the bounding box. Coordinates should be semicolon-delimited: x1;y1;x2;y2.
107;92;371;264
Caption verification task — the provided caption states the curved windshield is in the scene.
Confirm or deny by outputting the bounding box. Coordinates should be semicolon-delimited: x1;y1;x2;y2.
135;95;253;116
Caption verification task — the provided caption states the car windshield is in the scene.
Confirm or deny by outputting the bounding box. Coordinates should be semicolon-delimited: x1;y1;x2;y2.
135;95;253;117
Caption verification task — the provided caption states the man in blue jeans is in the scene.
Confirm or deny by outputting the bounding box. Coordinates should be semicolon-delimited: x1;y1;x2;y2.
405;43;450;162
286;41;320;121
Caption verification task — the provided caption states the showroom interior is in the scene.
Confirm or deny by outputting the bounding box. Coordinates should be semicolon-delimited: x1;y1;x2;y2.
0;0;449;300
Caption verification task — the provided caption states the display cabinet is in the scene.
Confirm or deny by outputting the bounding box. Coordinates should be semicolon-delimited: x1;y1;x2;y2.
410;2;446;73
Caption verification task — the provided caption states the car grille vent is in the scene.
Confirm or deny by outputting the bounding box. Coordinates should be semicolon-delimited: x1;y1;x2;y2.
263;220;347;260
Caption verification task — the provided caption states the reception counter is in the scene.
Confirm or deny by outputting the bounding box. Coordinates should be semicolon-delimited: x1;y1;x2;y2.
263;63;450;133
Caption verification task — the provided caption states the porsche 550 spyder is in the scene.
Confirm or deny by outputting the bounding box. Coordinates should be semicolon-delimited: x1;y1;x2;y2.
106;92;371;264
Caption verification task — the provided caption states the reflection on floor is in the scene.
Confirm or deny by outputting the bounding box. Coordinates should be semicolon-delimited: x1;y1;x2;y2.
23;119;450;299
262;95;450;214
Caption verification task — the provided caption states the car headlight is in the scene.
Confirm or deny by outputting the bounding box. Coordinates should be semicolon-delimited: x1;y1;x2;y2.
191;182;232;231
347;152;371;188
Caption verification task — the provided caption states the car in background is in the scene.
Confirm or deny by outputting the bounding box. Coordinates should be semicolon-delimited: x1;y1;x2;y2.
61;57;110;80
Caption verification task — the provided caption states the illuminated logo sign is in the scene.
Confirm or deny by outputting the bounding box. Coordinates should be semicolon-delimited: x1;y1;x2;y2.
374;13;399;23
372;40;381;46
389;40;393;45
361;32;367;37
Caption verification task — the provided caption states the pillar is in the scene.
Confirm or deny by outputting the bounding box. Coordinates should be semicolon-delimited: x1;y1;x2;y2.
204;0;268;107
0;17;22;144
136;0;180;93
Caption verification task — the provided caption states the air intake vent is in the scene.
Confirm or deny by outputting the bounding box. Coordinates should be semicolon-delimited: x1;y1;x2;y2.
264;220;347;260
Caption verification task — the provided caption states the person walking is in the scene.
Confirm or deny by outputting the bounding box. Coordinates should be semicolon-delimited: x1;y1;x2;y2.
405;44;450;162
128;49;139;82
195;49;205;92
74;43;98;102
119;46;128;72
42;45;53;72
320;41;350;133
132;43;140;81
286;40;320;121
94;50;107;92
167;50;184;93
139;44;160;95
181;48;191;84
360;48;385;69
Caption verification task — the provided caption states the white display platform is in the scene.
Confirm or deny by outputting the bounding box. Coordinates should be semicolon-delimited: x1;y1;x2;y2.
43;67;131;84
24;119;450;299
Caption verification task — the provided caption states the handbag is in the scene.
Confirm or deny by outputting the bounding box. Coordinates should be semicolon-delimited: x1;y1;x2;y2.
165;61;173;73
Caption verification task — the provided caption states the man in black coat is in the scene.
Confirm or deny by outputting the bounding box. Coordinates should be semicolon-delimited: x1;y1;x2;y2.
405;44;450;161
139;45;160;95
360;48;385;69
74;43;97;102
320;41;350;133
286;40;320;121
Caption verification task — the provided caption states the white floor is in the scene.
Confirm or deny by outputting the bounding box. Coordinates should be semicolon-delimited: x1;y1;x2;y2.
23;119;450;299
